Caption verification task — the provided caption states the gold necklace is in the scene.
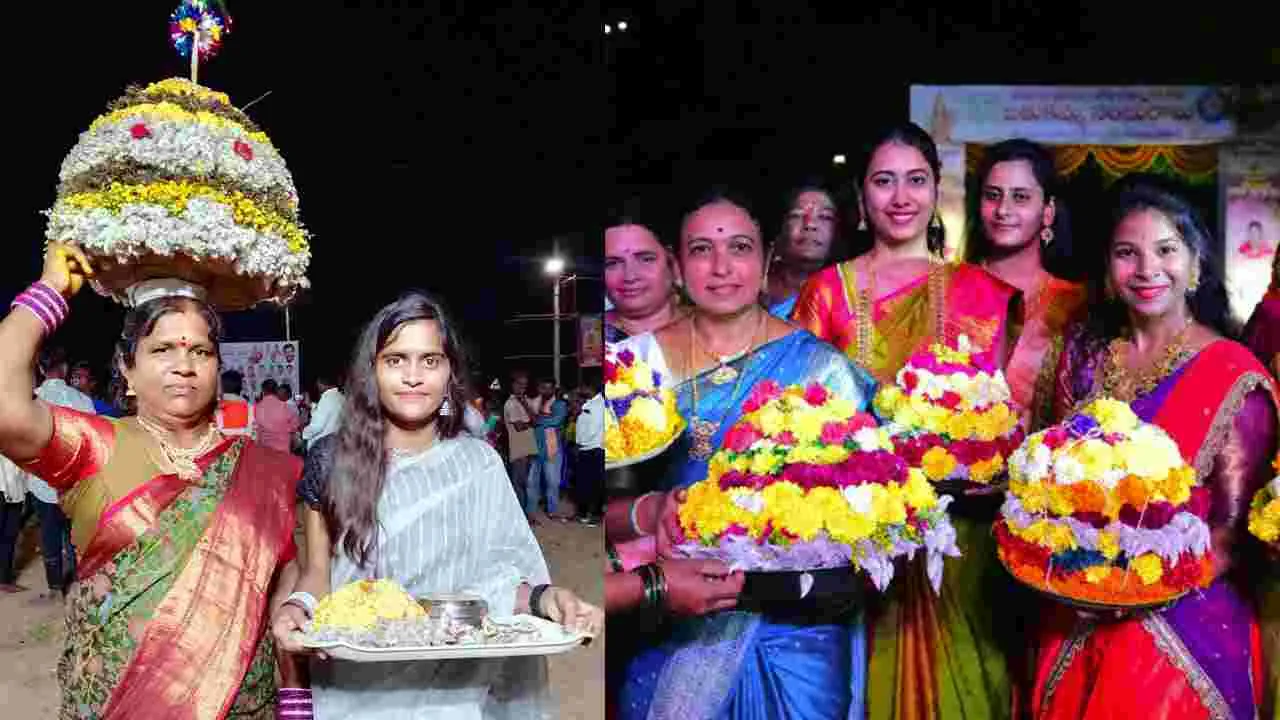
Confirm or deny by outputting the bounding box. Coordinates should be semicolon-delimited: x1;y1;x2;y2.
854;254;946;368
1100;316;1196;403
691;311;761;385
688;311;764;461
136;415;220;480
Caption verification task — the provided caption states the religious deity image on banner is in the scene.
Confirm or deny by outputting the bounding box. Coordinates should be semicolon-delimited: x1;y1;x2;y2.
1222;144;1280;325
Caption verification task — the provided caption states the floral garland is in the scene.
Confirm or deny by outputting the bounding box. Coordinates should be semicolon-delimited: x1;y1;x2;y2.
872;335;1025;487
46;77;309;307
996;398;1214;607
604;346;684;465
675;381;959;591
1247;454;1280;545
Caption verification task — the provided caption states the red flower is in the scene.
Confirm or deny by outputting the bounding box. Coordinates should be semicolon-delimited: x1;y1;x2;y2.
902;371;919;392
604;359;618;383
820;421;847;446
1042;427;1069;450
130;123;152;139
775;431;798;447
847;413;878;434
234;140;254;161
742;380;783;413
938;391;963;410
1186;487;1211;520
803;383;829;406
725;424;764;453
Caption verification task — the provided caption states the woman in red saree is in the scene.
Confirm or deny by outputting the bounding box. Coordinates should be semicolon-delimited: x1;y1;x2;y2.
793;122;1020;720
1039;178;1277;720
0;243;302;720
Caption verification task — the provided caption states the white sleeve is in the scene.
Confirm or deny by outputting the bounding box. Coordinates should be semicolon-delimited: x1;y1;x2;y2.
301;394;332;441
463;446;551;616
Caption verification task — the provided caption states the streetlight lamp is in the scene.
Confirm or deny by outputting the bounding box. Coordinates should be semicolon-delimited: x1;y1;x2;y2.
545;257;569;387
832;154;847;165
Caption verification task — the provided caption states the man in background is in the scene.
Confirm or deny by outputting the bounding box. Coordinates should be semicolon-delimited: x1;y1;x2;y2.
523;377;569;521
300;374;344;450
255;378;301;453
69;361;120;417
573;377;604;526
0;454;27;594
215;369;255;438
32;347;96;601
503;372;537;522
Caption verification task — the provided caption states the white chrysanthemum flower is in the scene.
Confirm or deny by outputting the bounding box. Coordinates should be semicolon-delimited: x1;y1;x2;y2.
731;492;765;514
1052;454;1085;486
843;485;874;515
854;427;883;453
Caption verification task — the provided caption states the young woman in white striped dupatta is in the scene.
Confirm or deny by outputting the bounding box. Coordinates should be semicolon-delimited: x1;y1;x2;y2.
271;291;602;719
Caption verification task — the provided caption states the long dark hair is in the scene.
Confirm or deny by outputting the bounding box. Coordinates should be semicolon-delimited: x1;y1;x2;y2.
857;122;945;257
966;138;1078;280
325;291;472;568
1080;175;1234;350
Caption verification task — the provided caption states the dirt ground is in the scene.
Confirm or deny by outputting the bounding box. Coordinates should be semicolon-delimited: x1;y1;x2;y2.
0;509;604;718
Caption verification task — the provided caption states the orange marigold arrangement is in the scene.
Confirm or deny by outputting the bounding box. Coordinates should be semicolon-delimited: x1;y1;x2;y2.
604;345;684;468
995;398;1214;607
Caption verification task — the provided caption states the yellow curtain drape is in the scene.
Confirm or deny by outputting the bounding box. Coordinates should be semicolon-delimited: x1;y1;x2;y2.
967;144;1218;184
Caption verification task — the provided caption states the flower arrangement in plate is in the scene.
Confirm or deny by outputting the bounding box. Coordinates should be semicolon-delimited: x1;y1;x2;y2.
872;335;1025;491
995;398;1215;609
605;345;685;469
44;70;310;309
311;579;427;632
1247;454;1280;546
673;381;959;591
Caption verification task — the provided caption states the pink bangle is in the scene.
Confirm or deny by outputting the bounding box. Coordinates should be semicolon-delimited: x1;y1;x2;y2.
9;282;69;335
277;688;313;719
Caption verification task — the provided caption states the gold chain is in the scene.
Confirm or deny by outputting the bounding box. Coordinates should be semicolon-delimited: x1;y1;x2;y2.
688;310;764;460
855;254;946;367
136;416;220;480
1100;317;1196;403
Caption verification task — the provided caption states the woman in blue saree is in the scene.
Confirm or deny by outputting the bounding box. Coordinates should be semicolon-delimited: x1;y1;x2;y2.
613;190;877;719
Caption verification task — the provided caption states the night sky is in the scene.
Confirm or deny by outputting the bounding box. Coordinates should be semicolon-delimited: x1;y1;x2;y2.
6;3;1275;391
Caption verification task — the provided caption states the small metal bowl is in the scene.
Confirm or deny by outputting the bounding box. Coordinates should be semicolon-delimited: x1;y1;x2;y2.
418;592;488;628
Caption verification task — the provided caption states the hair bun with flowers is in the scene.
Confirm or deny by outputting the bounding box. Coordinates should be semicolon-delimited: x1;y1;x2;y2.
44;76;309;310
675;380;959;592
604;343;684;469
872;335;1025;489
996;397;1214;608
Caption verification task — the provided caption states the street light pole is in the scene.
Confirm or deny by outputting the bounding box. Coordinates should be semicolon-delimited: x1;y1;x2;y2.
552;274;561;387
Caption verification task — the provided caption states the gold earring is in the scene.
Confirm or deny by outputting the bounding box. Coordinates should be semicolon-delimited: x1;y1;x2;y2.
1188;268;1200;293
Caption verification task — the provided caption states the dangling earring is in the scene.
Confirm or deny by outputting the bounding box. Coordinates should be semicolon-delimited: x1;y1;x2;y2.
1187;267;1200;295
857;215;868;232
1040;226;1054;247
930;211;943;230
438;398;452;417
125;382;136;397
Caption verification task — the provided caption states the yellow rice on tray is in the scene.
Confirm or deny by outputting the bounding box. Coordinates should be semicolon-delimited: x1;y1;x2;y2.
312;579;425;630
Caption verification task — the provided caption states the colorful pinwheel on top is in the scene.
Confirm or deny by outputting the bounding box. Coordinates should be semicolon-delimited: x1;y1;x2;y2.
170;0;233;61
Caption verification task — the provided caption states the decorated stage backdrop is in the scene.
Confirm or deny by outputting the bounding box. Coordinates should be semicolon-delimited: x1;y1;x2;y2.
220;341;301;398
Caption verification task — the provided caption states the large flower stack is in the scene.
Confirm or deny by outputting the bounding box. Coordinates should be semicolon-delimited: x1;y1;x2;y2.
996;398;1214;607
1247;453;1280;546
872;335;1025;488
45;77;309;308
604;345;684;468
675;381;959;591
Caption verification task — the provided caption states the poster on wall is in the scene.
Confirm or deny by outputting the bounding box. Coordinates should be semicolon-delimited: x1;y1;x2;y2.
936;143;968;262
220;341;301;399
1221;143;1280;325
910;86;1235;145
579;314;602;367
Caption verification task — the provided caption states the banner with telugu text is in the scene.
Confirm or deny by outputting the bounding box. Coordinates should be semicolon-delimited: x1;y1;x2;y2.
910;85;1235;145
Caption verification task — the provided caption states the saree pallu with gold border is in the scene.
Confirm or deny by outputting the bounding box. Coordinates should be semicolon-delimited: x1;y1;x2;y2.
795;260;1023;720
1032;339;1279;720
1005;278;1087;432
22;407;300;720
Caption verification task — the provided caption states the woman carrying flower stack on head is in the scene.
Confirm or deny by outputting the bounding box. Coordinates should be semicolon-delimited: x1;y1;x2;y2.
0;245;302;719
270;291;601;719
1039;176;1279;720
610;189;878;719
967;139;1087;432
793;121;1022;720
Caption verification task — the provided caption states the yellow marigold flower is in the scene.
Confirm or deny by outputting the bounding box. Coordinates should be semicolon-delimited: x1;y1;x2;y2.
871;485;908;525
1084;566;1111;584
791;411;826;445
1097;530;1120;560
825;398;858;420
1089;398;1140;433
1047;484;1076;516
818;444;851;465
1075;439;1115;480
1130;554;1164;585
921;446;957;481
969;454;1004;484
1157;471;1193;506
827;506;877;544
903;468;938;510
757;405;786;437
1015;481;1052;514
750;450;783;477
874;386;904;417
